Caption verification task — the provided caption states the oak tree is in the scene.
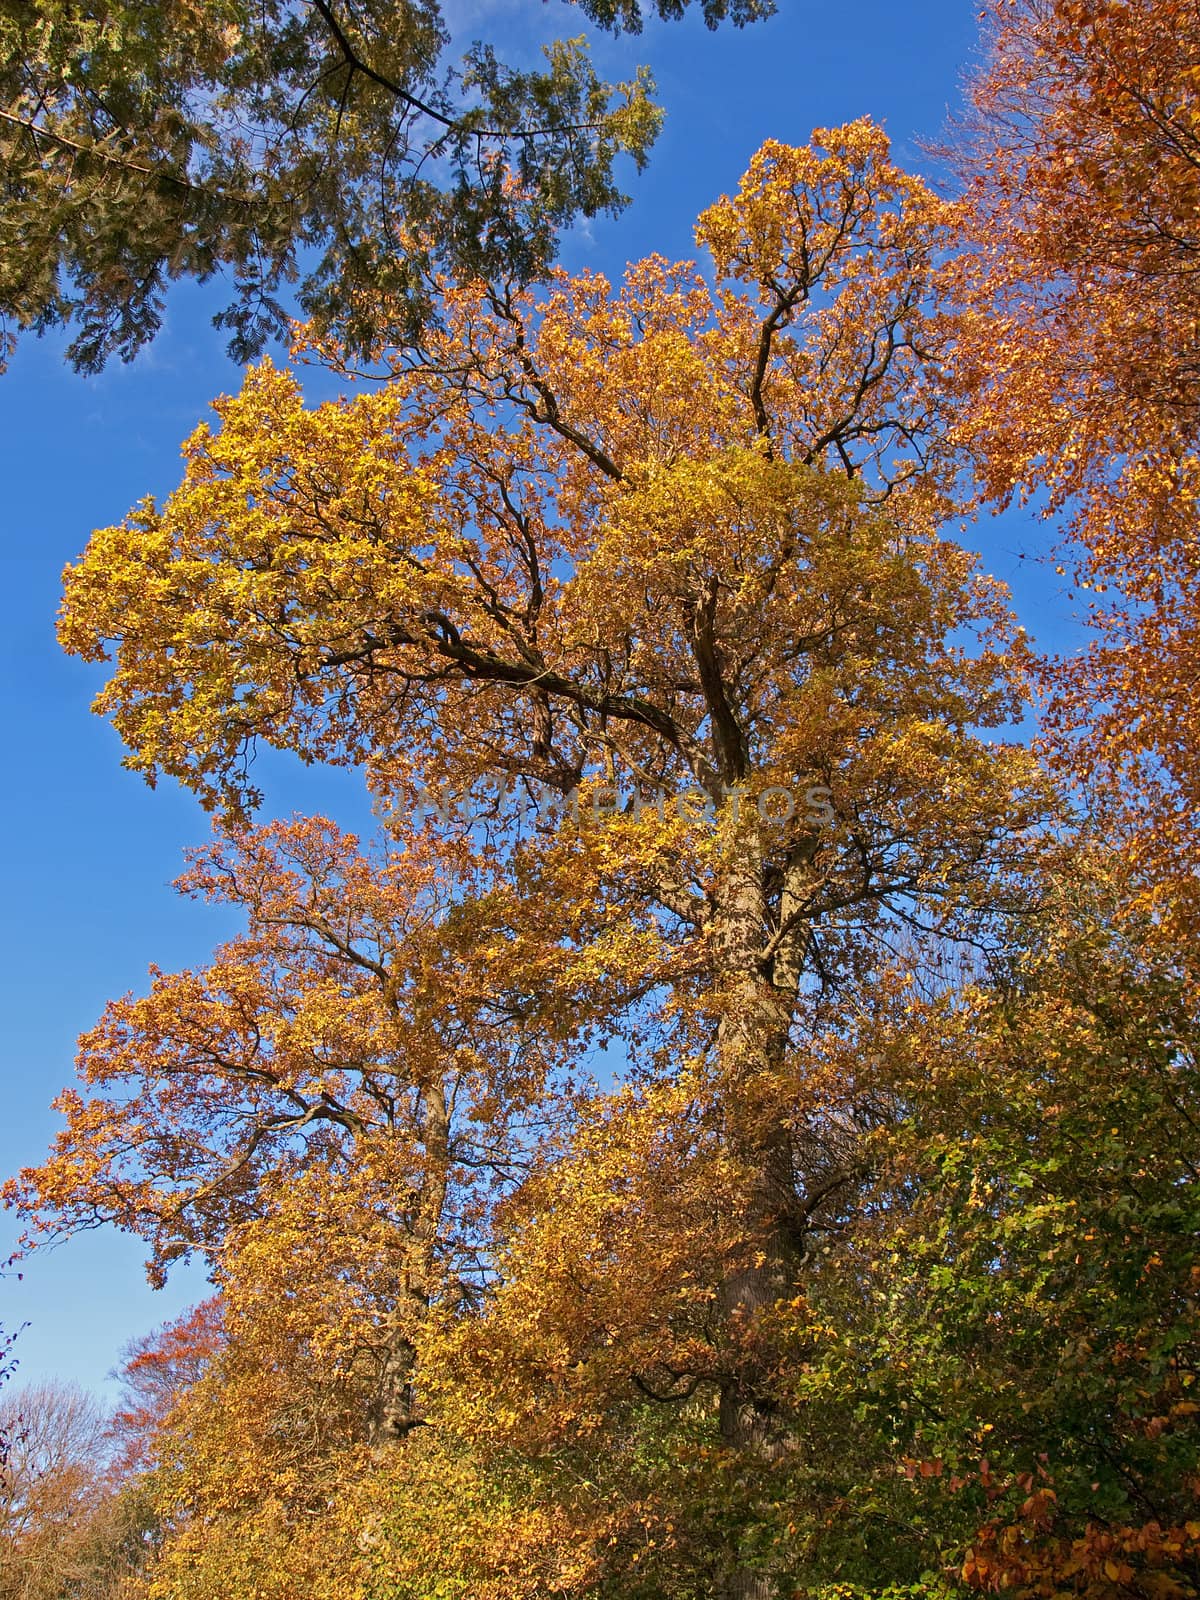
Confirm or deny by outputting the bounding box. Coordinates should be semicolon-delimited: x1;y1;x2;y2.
19;124;1049;1598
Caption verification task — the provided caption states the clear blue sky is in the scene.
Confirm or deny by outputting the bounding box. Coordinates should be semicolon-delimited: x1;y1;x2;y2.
0;0;1067;1401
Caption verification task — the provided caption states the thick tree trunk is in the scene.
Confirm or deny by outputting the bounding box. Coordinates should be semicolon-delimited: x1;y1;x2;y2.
369;1078;451;1445
716;1130;804;1600
712;844;804;1600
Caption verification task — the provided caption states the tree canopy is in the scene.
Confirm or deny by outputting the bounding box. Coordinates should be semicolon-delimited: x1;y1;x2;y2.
0;0;769;372
13;119;1055;1599
3;3;1200;1599
951;0;1200;935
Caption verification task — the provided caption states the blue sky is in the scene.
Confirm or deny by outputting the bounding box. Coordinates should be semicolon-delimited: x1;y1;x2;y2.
0;0;1068;1400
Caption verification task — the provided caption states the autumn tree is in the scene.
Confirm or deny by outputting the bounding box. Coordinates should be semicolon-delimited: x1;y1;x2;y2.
10;814;594;1457
950;0;1200;930
7;813;603;1594
0;1380;117;1600
108;1299;224;1476
0;0;774;373
12;123;1053;1596
386;846;1198;1600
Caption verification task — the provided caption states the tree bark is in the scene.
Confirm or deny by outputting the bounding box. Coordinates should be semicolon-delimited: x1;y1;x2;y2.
712;841;804;1600
370;1078;451;1444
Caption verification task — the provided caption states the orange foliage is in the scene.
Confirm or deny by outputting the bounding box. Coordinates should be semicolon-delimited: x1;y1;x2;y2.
16;124;1058;1598
109;1298;224;1473
951;0;1200;924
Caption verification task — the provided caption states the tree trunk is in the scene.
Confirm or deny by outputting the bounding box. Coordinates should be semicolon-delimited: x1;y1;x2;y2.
712;843;804;1600
369;1078;451;1445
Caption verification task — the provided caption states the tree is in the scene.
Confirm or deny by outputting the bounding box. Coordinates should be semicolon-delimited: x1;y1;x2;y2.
779;852;1200;1600
9;815;588;1449
0;1380;114;1600
17;122;1051;1599
0;0;770;374
8;818;599;1600
949;0;1200;933
108;1300;224;1475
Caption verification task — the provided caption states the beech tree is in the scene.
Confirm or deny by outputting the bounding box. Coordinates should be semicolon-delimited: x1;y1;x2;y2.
108;1299;224;1475
950;0;1200;933
0;0;769;373
8;122;1055;1599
